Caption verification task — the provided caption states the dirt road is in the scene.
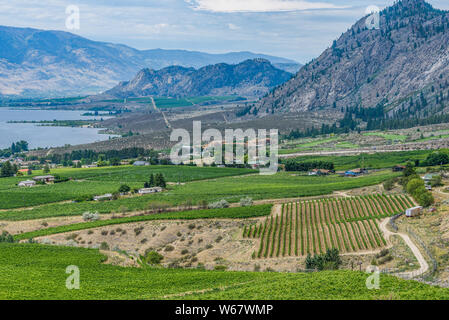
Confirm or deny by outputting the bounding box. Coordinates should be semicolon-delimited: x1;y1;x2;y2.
379;218;429;278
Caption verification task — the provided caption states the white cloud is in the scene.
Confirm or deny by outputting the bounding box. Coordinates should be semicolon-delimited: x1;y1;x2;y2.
186;0;345;13
227;23;240;30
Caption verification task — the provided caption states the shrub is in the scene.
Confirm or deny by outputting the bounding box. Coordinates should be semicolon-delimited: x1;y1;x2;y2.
383;179;395;191
240;197;253;207
82;212;100;222
431;175;443;187
164;245;174;252
305;248;342;271
118;184;131;194
214;265;227;271
406;179;425;196
208;200;229;209
100;242;110;250
417;191;435;207
0;231;15;243
143;251;164;265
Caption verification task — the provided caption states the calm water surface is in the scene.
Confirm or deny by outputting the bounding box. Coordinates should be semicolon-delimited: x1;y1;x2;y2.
0;108;117;149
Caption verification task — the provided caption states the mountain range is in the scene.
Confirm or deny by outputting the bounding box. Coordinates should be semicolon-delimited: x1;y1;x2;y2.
257;0;449;120
104;59;293;98
0;25;300;97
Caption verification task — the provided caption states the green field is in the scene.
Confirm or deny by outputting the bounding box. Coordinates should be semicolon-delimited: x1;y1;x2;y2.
15;205;273;241
0;166;255;210
280;137;339;154
154;96;242;109
1;243;448;300
284;150;434;171
363;132;407;142
0;170;399;221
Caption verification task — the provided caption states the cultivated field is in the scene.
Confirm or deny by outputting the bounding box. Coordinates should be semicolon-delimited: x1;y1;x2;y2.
2;243;449;300
244;194;414;257
0;170;399;221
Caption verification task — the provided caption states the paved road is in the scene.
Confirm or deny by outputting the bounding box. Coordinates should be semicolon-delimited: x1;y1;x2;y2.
379;218;429;278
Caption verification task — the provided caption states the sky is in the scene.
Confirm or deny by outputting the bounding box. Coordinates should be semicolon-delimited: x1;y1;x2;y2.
0;0;448;64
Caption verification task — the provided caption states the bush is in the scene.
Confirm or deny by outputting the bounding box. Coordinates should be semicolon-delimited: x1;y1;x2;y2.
431;175;443;187
99;242;110;250
144;251;164;265
417;191;435;207
0;231;15;243
406;179;425;196
208;200;229;209
305;248;342;271
214;265;227;271
240;197;253;207
118;184;131;193
383;179;395;191
82;212;100;222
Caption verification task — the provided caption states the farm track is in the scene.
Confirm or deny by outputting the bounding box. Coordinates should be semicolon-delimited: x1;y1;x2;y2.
247;194;413;258
379;218;429;278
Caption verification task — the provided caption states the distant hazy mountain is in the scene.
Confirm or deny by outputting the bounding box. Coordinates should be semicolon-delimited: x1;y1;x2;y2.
257;0;449;118
0;25;301;97
105;59;293;98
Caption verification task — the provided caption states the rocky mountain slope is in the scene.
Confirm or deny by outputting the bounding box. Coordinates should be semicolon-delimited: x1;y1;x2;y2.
104;59;293;98
257;0;449;119
0;26;300;97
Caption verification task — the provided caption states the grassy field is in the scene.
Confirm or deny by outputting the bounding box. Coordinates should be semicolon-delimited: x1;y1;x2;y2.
153;96;242;109
0;166;255;210
0;170;399;221
15;205;273;241
363;132;407;142
1;243;448;300
285;150;433;171
279;137;339;154
245;195;413;257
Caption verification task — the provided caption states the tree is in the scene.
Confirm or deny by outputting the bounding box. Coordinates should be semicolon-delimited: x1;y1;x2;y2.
417;191;434;207
430;175;443;187
155;173;166;188
424;152;449;166
109;158;121;166
118;184;131;193
403;162;416;177
0;161;14;177
27;168;33;176
406;179;425;196
43;164;50;174
383;178;395;191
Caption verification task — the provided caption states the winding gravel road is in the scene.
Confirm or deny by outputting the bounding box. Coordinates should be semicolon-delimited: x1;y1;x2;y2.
379;218;429;278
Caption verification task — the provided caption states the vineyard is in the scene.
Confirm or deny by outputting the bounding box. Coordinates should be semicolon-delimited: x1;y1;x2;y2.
2;243;449;300
243;194;414;257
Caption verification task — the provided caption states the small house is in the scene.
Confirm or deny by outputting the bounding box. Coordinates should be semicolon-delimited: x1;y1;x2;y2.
133;161;150;166
33;175;55;184
94;193;113;201
406;206;423;217
138;187;163;195
18;180;36;187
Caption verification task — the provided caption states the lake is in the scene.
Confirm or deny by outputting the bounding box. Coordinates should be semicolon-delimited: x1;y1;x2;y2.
0;108;118;149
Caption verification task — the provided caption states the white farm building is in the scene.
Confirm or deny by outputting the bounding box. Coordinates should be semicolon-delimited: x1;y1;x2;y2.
406;206;423;217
